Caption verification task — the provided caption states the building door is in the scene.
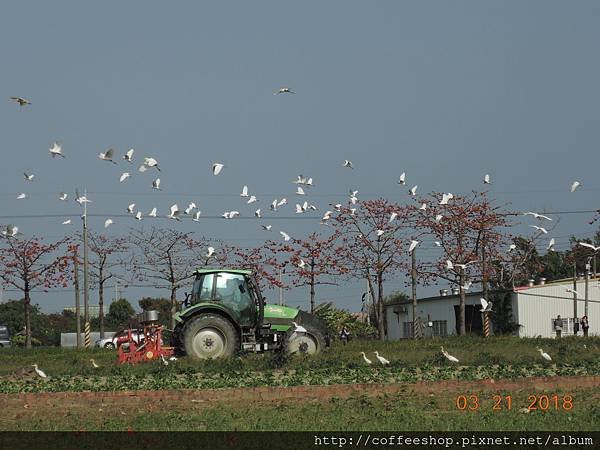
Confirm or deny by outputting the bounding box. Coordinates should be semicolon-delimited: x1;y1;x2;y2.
454;305;483;335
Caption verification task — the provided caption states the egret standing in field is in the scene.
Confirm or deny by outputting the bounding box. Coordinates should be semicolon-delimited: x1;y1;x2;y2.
373;351;390;366
537;348;552;362
90;359;99;369
441;347;459;363
32;364;47;378
360;352;372;365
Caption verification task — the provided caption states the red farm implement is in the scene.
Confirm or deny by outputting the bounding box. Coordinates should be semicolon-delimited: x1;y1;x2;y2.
117;310;174;364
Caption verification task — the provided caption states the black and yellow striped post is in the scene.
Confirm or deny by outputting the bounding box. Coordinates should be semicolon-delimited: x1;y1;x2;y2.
84;322;91;348
483;312;491;337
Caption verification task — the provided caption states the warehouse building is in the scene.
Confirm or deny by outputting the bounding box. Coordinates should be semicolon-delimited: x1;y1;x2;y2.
385;276;600;339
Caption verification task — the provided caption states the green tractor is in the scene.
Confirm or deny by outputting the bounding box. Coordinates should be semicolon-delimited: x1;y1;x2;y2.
172;268;329;359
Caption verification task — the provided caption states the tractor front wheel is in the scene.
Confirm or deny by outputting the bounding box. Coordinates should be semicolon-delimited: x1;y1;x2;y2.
182;314;239;359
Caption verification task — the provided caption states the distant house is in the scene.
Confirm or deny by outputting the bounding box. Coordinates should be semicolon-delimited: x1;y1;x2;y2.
385;276;600;339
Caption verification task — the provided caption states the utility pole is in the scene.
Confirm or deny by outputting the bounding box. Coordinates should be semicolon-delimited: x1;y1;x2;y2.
82;189;91;348
572;261;577;335
482;233;490;337
585;258;590;317
365;276;371;326
73;250;81;348
115;281;118;303
411;249;418;339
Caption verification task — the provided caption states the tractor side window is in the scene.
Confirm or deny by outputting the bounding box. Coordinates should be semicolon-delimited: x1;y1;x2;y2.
193;274;214;303
214;274;253;321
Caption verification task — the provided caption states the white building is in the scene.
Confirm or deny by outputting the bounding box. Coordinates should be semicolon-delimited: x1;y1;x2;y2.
385;277;600;339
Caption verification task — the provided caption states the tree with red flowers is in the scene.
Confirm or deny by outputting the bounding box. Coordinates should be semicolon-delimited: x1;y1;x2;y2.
87;232;129;338
279;231;348;313
331;199;419;339
416;191;509;335
0;235;71;348
231;242;287;292
128;228;206;328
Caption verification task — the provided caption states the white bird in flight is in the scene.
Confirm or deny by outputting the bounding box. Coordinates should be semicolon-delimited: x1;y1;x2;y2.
483;174;491;184
143;157;161;171
49;141;64;158
62;219;71;225
261;225;272;231
360;351;372;365
373;351;390;366
184;202;197;215
123;148;134;163
135;211;142;221
255;209;261;218
280;231;290;241
59;192;68;201
127;203;136;214
152;178;161;190
277;198;287;207
2;225;19;237
389;212;397;223
398;172;406;185
537;348;552;362
376;229;385;237
148;207;157;217
247;195;257;204
24;173;34;181
480;297;492;312
240;185;249;197
119;172;130;183
168;204;180;220
547;238;555;251
104;219;113;228
441;347;459;363
10;96;31;106
529;225;548;234
408;240;419;253
343;160;353;169
16;193;26;199
212;163;224;175
439;193;454;205
570;181;581;192
419;203;427;211
98;148;117;164
524;212;552;221
192;211;201;222
435;214;443;222
409;185;418;196
138;164;148;173
296;186;305;196
206;247;215;258
275;87;295;95
578;242;600;252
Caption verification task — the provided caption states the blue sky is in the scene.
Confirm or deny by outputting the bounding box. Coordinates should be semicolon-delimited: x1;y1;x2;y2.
1;1;599;314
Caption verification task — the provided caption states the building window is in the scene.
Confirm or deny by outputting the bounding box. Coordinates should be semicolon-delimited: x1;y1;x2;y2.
432;320;448;337
550;318;579;334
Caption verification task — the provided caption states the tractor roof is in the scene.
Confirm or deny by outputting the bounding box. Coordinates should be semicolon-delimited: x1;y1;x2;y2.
194;268;253;276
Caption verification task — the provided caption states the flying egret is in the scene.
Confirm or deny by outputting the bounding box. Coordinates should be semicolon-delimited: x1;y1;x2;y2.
240;185;249;197
255;209;261;218
408;240;419;253
529;225;548;234
32;364;47;378
297;259;306;268
143;157;161;171
480;297;493;312
570;181;581;192
49;141;65;158
206;247;215;258
123;148;134;162
184;202;197;215
483;174;491;184
261;225;272;231
292;321;307;333
296;186;305;195
343;160;353;169
148;207;157;217
212;163;224;175
75;191;92;204
434;241;441;247
24;173;35;181
59;192;68;201
537;348;552;361
275;87;295;94
454;261;477;270
277;198;287;207
119;172;130;183
16;193;26;199
135;211;142;221
168;204;180;220
446;260;454;270
10;96;31;106
419;203;427;211
280;231;290;241
389;212;397;223
435;214;443;222
295;204;304;214
62;219;71;225
270;199;278;211
373;351;390;366
578;242;600;252
524;212;552;221
376;229;385;237
409;185;418;196
441;347;459;363
360;351;372;365
547;238;555;251
127;203;136;214
439;193;453;205
152;178;161;190
192;211;201;222
90;359;99;369
138;164;148;173
104;219;113;228
2;225;19;237
98;148;117;164
398;172;406;185
247;195;257;204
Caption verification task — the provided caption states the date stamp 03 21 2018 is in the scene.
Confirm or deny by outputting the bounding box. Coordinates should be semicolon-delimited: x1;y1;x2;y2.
454;394;574;412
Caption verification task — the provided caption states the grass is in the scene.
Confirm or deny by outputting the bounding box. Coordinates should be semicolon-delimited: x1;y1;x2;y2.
3;387;599;431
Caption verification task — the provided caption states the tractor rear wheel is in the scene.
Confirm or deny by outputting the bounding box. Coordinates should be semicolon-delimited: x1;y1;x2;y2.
285;326;324;355
182;314;239;359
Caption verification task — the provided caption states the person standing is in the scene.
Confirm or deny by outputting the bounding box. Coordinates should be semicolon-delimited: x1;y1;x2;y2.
339;327;350;345
554;315;563;338
580;315;589;337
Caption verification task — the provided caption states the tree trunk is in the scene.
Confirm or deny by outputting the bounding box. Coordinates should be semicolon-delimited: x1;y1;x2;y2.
24;288;32;348
310;260;315;313
99;276;105;339
459;268;466;336
411;250;417;339
377;272;385;340
170;285;177;329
